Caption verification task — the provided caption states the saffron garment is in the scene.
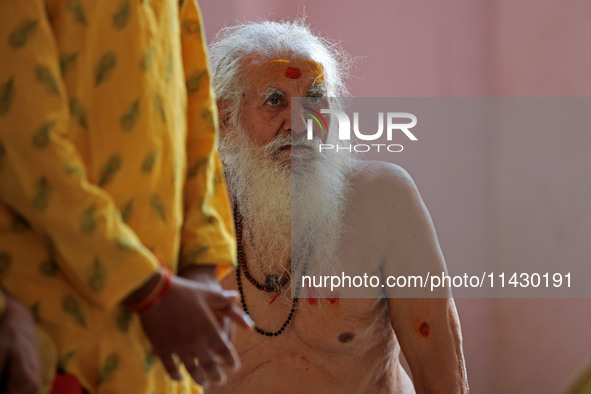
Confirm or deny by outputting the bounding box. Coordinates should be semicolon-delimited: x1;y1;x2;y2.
0;0;236;392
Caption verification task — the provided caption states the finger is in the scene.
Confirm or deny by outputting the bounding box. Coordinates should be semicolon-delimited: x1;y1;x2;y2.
226;304;254;330
196;350;227;385
214;314;230;342
206;324;240;371
179;354;208;388
199;301;241;370
158;353;182;381
223;290;240;301
208;290;253;330
205;290;238;310
224;316;236;343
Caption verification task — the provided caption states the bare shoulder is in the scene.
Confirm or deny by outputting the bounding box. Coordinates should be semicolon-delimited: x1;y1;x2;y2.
347;159;422;211
350;159;415;187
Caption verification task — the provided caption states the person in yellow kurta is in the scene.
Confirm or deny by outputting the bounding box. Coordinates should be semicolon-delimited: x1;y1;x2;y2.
0;1;251;393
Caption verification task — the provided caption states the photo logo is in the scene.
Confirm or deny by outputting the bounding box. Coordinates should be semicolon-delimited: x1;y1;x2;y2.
303;107;328;133
304;108;418;153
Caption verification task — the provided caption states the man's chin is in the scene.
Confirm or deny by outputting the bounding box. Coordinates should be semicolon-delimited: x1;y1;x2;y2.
273;149;318;172
291;157;320;176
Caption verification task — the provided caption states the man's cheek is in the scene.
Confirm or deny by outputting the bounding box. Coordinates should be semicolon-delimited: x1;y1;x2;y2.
247;129;273;147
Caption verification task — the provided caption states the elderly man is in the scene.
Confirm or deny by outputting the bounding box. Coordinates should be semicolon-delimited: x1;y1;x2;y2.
207;21;468;393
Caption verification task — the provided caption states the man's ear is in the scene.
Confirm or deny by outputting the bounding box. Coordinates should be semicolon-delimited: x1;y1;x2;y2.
217;99;231;137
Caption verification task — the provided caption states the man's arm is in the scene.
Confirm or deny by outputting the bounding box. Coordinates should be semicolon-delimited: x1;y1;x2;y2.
178;0;237;279
378;163;468;393
388;298;467;393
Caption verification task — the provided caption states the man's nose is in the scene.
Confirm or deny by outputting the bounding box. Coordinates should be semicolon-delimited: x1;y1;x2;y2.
287;102;308;137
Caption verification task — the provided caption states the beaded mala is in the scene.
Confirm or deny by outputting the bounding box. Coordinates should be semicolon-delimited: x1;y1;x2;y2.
246;224;290;292
234;207;309;337
235;208;289;293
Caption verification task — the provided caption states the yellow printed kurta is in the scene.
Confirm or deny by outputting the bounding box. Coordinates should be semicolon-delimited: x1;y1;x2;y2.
0;0;236;392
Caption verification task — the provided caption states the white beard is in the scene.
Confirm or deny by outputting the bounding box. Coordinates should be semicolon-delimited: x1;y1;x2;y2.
219;122;352;283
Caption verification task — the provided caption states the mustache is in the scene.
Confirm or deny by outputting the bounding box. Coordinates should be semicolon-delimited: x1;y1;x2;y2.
265;134;322;154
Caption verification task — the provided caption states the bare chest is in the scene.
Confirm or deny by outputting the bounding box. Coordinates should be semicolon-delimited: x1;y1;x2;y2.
222;271;393;357
217;272;399;393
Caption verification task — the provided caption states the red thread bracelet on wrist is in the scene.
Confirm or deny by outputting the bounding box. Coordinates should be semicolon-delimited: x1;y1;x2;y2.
129;267;173;314
128;268;166;310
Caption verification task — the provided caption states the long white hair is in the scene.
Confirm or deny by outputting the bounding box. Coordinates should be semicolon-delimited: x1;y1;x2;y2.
208;19;353;126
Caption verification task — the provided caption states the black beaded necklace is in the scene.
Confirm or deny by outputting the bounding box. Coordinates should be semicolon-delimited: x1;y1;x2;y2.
234;208;309;337
245;224;290;293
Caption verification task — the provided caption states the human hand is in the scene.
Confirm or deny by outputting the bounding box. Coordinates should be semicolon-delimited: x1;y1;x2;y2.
0;291;42;394
179;265;248;344
135;274;252;388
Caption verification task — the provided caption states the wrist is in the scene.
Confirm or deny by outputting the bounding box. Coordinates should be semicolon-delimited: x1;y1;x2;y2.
126;267;173;314
122;269;163;307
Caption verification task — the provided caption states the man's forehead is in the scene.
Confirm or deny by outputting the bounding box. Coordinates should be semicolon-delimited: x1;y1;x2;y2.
242;56;326;90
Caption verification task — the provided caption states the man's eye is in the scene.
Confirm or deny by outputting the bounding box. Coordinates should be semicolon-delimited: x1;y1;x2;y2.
308;96;323;106
265;94;282;106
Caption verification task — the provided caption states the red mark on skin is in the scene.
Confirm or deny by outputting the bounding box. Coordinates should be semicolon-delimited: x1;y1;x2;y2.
300;355;310;371
419;322;430;337
327;291;339;305
269;293;280;305
285;67;302;79
307;287;318;305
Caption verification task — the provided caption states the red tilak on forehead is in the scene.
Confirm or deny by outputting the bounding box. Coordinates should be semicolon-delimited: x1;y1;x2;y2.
285;67;302;79
256;59;325;83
